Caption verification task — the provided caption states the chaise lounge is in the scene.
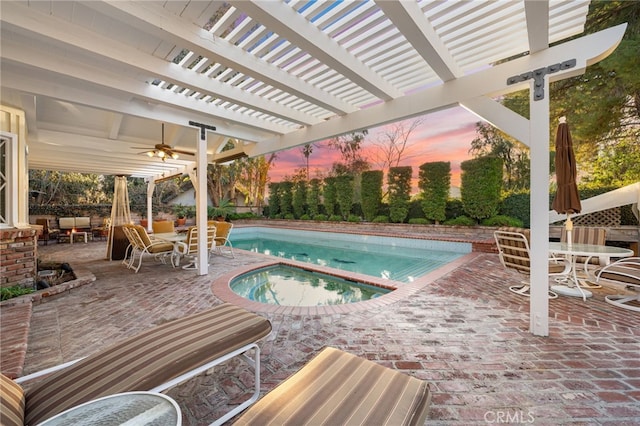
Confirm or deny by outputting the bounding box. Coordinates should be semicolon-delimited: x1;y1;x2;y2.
1;305;432;426
1;303;272;426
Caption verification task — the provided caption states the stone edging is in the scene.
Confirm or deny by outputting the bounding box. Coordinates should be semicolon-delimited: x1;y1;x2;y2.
0;268;96;307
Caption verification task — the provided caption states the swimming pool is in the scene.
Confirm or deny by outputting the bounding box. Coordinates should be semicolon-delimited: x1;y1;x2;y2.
230;264;391;306
230;227;471;283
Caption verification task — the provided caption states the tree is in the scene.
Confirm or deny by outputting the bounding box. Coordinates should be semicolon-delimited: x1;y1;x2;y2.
460;157;503;222
335;175;354;219
292;180;308;218
307;178;322;218
387;166;412;223
361;170;383;221
235;154;276;212
323;177;338;216
328;131;371;174
502;1;640;186
301;144;313;180
469;122;530;191
419;162;451;224
370;118;425;171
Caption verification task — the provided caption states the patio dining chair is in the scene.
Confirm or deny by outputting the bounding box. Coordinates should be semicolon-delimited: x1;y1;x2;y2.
210;220;235;258
592;257;640;312
122;224;174;273
172;224;216;270
494;229;570;299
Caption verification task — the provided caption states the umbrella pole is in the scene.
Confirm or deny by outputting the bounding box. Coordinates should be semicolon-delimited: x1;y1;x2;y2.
565;215;573;248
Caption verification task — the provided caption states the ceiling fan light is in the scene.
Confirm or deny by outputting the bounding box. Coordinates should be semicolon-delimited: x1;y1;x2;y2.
147;151;154;157
157;150;166;158
171;152;179;159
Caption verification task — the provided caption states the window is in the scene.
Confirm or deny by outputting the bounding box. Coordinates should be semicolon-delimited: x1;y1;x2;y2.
0;132;18;228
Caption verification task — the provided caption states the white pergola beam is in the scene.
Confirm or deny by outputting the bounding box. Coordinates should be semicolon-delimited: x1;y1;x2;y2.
246;24;626;157
231;0;403;101
375;1;462;81
86;1;357;117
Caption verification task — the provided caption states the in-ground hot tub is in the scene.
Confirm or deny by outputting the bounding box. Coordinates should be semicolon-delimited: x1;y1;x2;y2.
230;264;392;306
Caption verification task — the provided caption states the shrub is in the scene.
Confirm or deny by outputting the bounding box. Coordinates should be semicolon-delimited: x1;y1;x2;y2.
443;215;476;226
419;161;451;223
372;215;389;223
361;170;383;221
329;214;343;221
313;214;328;221
445;199;465;220
347;214;361;222
283;213;295;220
299;214;311;220
408;218;430;225
460;157;502;221
482;215;523;227
388;166;412;223
1;285;33;301
500;191;530;227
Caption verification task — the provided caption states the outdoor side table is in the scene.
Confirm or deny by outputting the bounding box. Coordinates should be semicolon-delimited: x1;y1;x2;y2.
70;230;88;244
38;391;182;426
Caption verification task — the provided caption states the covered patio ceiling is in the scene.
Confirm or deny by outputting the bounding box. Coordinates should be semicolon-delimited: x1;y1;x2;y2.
0;0;593;180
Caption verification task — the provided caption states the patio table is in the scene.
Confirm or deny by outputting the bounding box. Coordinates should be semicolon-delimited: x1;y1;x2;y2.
38;391;181;426
549;242;634;301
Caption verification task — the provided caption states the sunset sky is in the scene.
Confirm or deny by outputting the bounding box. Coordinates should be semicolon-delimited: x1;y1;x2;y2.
267;106;481;193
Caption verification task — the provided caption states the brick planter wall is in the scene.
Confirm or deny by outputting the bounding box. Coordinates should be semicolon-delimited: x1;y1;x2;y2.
0;228;38;288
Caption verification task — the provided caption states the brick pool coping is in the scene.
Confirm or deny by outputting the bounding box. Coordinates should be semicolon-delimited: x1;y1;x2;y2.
211;250;479;316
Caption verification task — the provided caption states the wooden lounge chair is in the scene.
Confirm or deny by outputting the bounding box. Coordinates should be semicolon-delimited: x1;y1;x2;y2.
234;346;431;426
593;257;640;312
494;229;571;299
1;303;272;426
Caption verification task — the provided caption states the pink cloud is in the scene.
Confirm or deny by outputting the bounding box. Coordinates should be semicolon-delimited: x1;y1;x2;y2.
268;106;481;190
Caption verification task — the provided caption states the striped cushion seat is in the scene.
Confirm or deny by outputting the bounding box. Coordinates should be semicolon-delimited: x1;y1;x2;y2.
561;227;606;264
24;303;272;425
235;347;431;426
0;373;24;426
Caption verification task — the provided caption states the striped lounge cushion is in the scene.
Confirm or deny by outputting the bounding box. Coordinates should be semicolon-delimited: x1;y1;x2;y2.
23;303;271;425
0;373;25;426
235;346;431;426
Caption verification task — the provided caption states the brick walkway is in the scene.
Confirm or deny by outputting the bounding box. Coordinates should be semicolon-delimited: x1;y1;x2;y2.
2;238;639;425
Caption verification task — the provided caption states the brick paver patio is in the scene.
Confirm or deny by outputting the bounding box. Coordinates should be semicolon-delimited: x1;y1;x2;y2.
2;234;639;425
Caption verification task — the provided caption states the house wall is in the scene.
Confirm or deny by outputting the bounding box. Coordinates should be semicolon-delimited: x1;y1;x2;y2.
0;104;29;228
0;228;37;288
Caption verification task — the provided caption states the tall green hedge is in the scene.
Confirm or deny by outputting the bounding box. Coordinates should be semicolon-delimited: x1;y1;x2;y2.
460;157;503;221
268;182;281;218
335;175;354;219
323;177;337;216
361;170;383;221
292;180;308;219
279;181;294;217
418;161;450;224
307;178;322;218
387;166;412;223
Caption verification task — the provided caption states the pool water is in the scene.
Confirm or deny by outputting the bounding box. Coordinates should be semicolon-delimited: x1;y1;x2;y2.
230;265;390;306
230;228;469;283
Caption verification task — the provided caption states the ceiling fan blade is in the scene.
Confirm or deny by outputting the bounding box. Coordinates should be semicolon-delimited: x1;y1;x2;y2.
172;149;195;156
131;147;154;150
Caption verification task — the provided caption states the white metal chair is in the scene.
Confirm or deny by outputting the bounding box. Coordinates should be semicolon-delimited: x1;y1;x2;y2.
210;221;235;258
494;229;570;299
593;257;640;312
173;225;216;270
122;224;174;273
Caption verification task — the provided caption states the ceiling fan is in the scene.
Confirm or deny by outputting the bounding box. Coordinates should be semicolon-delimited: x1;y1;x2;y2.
131;123;194;161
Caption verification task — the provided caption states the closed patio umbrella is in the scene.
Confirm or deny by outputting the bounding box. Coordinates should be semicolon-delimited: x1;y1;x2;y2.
551;117;585;298
552;116;581;244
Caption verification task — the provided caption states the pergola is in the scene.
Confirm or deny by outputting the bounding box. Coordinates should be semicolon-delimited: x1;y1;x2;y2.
0;1;626;336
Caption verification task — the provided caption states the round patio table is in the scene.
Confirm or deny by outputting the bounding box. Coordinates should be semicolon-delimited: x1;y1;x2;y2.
38;391;181;426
